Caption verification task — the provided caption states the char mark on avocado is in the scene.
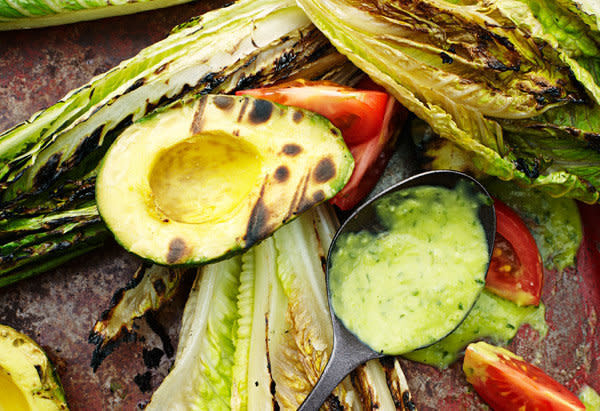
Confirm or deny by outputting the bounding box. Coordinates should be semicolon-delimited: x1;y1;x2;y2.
166;238;187;264
245;198;270;245
245;182;273;246
249;99;274;124
191;97;209;135
213;95;235;110
293;110;304;123
282;144;302;156
292;172;313;216
274;166;290;183
313;157;336;183
313;190;325;203
237;97;250;123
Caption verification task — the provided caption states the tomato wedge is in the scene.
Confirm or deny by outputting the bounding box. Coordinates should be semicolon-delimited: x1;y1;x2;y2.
486;199;543;306
330;97;405;210
236;79;408;210
236;79;389;145
464;341;585;411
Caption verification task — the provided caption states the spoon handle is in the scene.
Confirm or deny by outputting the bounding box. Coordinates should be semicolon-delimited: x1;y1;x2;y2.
298;320;381;411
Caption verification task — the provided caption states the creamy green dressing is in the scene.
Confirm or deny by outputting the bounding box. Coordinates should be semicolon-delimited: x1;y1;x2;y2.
329;182;489;354
579;385;600;410
403;289;547;367
486;179;582;270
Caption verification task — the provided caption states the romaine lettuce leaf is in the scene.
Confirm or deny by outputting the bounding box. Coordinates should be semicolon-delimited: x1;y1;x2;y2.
298;0;600;202
495;0;600;104
231;241;278;410
89;263;182;371
555;0;600;34
296;0;583;120
147;257;241;410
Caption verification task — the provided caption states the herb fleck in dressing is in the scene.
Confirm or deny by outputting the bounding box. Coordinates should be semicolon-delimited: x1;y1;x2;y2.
329;182;489;355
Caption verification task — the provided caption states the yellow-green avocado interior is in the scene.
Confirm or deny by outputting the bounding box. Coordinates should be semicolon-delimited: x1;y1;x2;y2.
96;95;354;265
0;324;68;411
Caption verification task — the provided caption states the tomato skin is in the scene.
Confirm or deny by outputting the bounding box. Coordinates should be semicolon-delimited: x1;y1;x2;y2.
464;342;585;411
329;97;406;210
236;79;388;145
485;199;543;306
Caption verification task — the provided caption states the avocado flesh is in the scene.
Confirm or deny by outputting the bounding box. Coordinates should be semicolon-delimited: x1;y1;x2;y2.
96;95;354;265
0;325;68;411
1;366;31;410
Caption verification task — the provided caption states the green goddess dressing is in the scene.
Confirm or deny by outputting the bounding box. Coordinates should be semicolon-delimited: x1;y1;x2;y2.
329;182;490;355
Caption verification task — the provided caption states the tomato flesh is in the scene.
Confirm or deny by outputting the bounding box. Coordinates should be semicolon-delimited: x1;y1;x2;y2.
329;96;406;210
486;199;543;306
464;341;585;411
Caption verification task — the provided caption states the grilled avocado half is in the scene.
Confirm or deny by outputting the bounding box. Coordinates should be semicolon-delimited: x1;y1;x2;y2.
0;324;68;411
96;94;353;265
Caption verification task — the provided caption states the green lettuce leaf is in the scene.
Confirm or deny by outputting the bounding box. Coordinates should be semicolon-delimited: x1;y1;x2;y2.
296;0;583;120
495;0;600;104
297;0;600;202
89;263;182;370
555;0;600;34
147;257;241;410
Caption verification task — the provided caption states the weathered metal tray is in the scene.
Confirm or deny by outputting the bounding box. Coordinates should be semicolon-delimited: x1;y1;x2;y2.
0;3;598;409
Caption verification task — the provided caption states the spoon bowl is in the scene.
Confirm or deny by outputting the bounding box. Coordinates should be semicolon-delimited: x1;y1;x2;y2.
298;170;496;410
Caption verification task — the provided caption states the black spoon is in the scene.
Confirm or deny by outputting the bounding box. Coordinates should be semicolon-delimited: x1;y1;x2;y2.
298;170;496;411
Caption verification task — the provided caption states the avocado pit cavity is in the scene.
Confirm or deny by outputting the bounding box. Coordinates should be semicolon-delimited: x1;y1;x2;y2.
149;132;262;224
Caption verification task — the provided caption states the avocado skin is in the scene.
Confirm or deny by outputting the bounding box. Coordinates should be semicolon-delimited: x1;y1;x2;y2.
0;324;69;410
96;94;354;266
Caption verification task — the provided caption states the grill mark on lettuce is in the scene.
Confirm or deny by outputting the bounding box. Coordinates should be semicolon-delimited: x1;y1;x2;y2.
273;50;298;72
32;152;62;192
263;316;278;409
0;29;333;203
67;125;103;169
89;263;182;371
124;77;146;94
373;0;523;69
0;179;95;219
0;215;100;245
0;222;106;272
28;115;132;199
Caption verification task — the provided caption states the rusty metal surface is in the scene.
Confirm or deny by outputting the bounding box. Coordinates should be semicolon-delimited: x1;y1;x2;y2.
0;3;598;410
